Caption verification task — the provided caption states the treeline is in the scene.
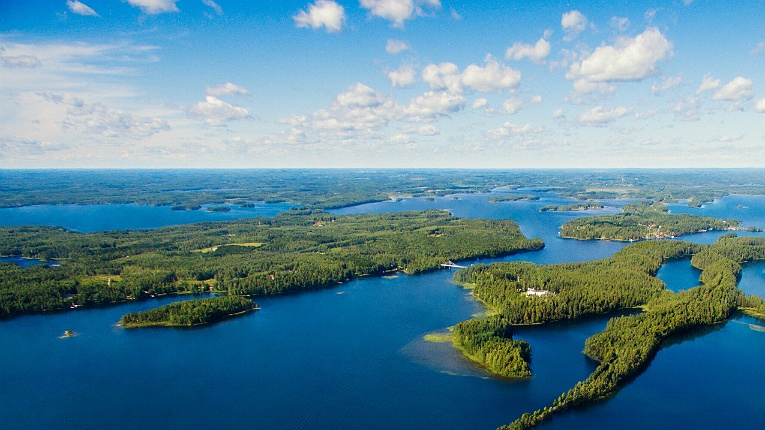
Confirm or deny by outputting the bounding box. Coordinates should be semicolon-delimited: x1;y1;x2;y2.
482;235;765;429
0;210;543;317
120;296;256;327
559;201;743;241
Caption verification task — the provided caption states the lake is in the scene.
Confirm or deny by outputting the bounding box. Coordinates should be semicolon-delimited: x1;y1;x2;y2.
1;193;765;429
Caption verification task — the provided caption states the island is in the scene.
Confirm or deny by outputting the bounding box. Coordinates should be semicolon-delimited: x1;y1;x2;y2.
539;202;603;212
206;205;232;212
559;201;744;241
0;210;543;318
120;296;256;327
452;232;765;429
488;195;540;203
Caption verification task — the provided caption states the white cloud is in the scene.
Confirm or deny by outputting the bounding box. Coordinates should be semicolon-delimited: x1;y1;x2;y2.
202;0;223;15
279;83;402;144
566;28;673;85
450;8;462;20
756;99;765;113
416;124;439;136
66;1;98;16
405;90;465;122
42;92;170;138
530;95;543;104
421;62;461;93
472;98;488;109
294;0;346;33
634;109;657;119
712;77;754;101
505;38;550;64
205;82;251;97
460;58;522;93
652;75;684;94
644;8;660;23
577;106;629;126
696;74;720;94
186;96;250;125
562;10;587;41
501;97;524;114
388;64;417;88
485;122;543;142
552;108;565;118
571;79;616;95
386;39;410;54
360;0;441;28
126;0;179;14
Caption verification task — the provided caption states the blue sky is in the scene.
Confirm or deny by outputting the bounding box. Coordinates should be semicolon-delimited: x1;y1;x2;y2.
1;0;763;168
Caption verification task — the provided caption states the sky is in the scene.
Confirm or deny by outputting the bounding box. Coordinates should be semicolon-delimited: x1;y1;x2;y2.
1;0;764;169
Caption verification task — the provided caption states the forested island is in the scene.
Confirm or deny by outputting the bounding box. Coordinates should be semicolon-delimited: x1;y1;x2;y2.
539;202;604;212
559;201;746;241
0;210;543;317
120;296;256;327
452;234;765;429
488;195;540;203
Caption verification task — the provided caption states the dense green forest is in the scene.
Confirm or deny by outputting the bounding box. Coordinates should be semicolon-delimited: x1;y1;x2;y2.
3;169;765;209
120;296;256;327
0;210;543;317
451;235;765;429
559;201;746;241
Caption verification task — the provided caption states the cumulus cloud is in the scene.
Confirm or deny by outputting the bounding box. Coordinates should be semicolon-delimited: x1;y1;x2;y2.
66;1;98;16
421;58;521;94
388;64;417;88
552;108;565;118
634;109;657;119
386;39;410;54
42;92;170;138
126;0;179;14
205;82;251;97
567;28;673;87
505;38;550;63
577;106;629;126
652;75;684;94
472;98;488;109
530;95;543;104
186;96;250;125
712;77;754;101
202;0;223;15
461;58;522;93
562;10;587;41
696;74;720;94
280;83;401;144
360;0;441;28
294;0;346;33
501;97;524;114
756;99;765;113
405;90;465;122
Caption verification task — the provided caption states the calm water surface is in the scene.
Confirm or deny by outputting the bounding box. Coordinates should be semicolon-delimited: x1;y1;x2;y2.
2;193;765;429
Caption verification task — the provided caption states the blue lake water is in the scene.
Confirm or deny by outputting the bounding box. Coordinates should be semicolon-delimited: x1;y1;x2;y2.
0;202;295;232
2;193;765;429
0;256;58;268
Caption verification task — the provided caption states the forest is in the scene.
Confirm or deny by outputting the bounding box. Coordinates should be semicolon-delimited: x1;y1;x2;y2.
452;234;765;429
0;209;543;318
538;202;604;212
120;296;256;327
559;201;746;241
